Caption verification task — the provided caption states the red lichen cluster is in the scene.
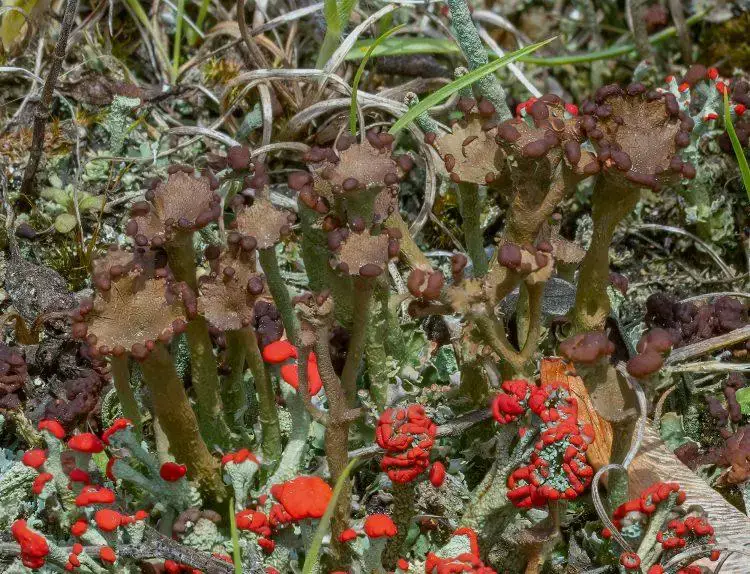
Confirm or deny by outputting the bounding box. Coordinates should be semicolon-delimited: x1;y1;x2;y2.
262;340;323;396
221;447;259;466
270;475;332;522
491;377;594;507
603;484;719;570
425;527;496;574
603;482;685;538
12;520;49;569
233;475;333;555
375;404;438;483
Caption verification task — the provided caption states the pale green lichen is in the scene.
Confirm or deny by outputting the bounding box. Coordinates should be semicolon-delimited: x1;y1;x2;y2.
446;0;511;120
103;95;141;155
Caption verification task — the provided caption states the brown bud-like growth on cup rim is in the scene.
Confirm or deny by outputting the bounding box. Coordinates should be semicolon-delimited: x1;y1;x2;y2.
430;97;508;187
231;197;296;250
579;83;696;190
0;343;27;409
495;94;600;178
559;331;615;364
626;328;675;378
327;225;400;278
125;169;222;248
71;265;190;361
300;130;413;224
198;247;266;332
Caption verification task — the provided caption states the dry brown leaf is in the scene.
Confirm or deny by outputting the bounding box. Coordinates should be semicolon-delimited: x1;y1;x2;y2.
540;358;613;471
630;423;750;573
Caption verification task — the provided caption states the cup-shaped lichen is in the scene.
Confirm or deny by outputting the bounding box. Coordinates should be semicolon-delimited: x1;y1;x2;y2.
572;84;695;332
71;263;224;500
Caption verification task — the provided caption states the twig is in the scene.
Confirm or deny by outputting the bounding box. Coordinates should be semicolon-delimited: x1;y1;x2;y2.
665;325;750;364
633;223;734;279
0;525;260;573
18;0;80;211
236;0;296;108
625;0;653;61
668;0;692;63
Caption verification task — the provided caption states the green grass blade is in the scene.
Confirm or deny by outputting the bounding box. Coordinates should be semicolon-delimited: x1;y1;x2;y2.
316;0;343;68
301;457;360;574
388;36;555;135
724;91;750;200
338;0;356;29
345;9;708;65
228;497;242;574
350;24;406;135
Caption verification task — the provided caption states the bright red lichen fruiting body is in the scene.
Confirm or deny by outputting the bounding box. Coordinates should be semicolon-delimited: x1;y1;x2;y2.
258;537;275;554
376;404;437;483
425;527;496;574
620;552;641;570
270;475;333;521
32;472;53;495
160;461;187;481
38;419;65;439
429;460;446;487
22;449;47;469
99;546;117;564
236;509;270;536
102;418;132;444
69;468;91;484
71;519;88;537
95;509;125;532
338;528;358;543
12;520;49;569
75;485;116;506
493;376;594;508
221;448;259;466
262;339;323;396
364;514;397;538
68;433;104;454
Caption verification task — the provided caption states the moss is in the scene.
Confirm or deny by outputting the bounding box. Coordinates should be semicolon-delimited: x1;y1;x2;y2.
700;14;750;74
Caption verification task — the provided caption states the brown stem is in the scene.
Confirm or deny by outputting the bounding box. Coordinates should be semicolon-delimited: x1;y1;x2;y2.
628;0;653;61
236;0;296;109
222;329;248;432
167;232;231;449
140;344;225;502
18;0;80;210
503;163;569;246
339;277;374;404
518;282;545;364
324;416;353;569
668;0;693;63
571;182;639;333
185;318;232;449
382;482;417;568
313;319;356;568
474;309;524;374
